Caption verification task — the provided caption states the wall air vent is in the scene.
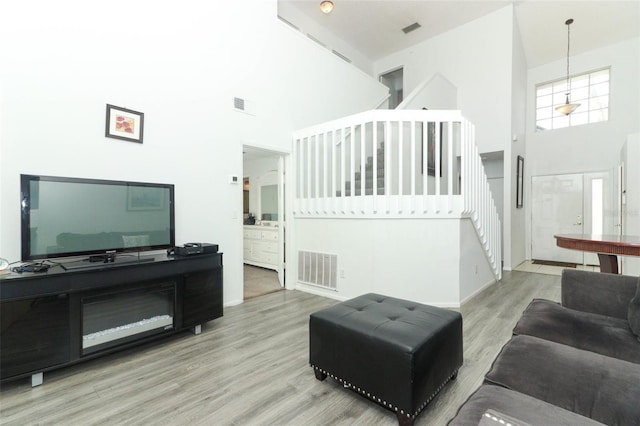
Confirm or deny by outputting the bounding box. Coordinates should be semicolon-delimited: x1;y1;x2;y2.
277;15;300;31
298;251;337;290
402;22;421;34
306;33;327;48
332;49;352;64
233;97;245;111
233;97;255;116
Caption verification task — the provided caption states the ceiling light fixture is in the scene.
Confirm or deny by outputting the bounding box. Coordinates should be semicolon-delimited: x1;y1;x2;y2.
555;18;581;116
320;1;334;14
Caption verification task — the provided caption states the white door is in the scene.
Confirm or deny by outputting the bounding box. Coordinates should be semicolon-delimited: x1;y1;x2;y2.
531;174;584;263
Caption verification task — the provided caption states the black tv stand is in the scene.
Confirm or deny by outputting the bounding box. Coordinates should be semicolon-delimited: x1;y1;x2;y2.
61;253;154;271
0;252;223;386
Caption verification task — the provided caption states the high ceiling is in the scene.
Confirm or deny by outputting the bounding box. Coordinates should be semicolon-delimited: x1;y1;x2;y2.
278;0;640;68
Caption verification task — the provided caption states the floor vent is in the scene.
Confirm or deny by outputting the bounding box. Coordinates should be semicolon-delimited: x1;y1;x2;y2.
298;251;337;290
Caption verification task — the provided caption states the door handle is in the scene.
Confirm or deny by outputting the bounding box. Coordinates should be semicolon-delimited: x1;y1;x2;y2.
574;215;582;226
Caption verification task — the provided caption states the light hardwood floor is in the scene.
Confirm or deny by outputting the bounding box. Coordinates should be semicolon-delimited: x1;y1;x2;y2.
244;265;282;300
0;270;561;425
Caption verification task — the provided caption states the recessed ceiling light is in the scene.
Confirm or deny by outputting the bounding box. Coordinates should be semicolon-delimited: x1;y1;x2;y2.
320;1;334;14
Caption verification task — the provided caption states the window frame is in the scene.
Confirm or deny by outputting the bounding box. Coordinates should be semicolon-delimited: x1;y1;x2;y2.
535;67;610;131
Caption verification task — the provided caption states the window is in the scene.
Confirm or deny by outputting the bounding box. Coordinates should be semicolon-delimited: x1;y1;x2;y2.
535;68;610;131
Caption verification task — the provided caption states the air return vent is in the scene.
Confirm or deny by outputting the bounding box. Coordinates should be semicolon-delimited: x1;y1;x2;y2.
233;97;255;115
332;49;352;63
233;97;245;111
298;251;337;290
402;22;421;34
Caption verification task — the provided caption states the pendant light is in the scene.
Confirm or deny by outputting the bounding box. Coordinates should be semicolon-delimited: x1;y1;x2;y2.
555;18;581;115
320;1;334;14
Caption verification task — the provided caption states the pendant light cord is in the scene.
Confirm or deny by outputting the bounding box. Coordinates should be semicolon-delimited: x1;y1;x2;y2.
565;19;573;96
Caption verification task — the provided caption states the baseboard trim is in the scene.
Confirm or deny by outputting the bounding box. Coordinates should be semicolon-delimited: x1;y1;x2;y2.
460;278;497;307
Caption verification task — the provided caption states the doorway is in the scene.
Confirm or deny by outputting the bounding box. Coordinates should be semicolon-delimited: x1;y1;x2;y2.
531;171;616;265
380;67;403;109
242;146;287;300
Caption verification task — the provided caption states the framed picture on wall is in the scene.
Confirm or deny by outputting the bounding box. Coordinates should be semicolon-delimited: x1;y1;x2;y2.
105;104;144;143
516;155;524;208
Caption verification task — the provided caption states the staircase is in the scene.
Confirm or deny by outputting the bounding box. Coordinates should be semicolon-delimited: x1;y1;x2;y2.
339;142;385;196
292;109;502;281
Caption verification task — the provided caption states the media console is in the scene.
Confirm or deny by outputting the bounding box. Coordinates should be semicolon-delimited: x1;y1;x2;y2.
0;252;223;386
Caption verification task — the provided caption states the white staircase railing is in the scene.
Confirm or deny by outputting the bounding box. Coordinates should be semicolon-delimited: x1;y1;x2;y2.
292;109;502;280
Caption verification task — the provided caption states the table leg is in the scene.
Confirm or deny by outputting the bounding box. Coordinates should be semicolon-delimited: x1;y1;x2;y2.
597;253;619;274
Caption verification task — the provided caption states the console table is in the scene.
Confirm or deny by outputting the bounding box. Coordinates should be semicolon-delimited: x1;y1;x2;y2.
0;252;223;386
554;234;640;274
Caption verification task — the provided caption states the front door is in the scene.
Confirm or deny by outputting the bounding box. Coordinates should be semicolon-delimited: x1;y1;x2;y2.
531;171;616;265
531;174;584;264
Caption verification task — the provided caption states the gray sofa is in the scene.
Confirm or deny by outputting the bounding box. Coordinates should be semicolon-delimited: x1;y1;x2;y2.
449;269;640;426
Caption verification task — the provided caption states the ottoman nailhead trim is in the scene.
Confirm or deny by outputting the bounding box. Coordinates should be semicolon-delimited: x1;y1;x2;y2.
311;365;460;420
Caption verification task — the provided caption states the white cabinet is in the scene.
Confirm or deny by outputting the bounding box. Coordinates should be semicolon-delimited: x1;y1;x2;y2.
243;226;279;270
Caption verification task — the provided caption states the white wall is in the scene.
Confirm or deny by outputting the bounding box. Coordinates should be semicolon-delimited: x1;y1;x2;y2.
0;0;388;306
277;2;374;75
525;37;640;260
373;6;514;155
509;9;528;270
373;5;516;272
622;135;640;276
459;219;496;303
526;37;640;177
294;217;494;307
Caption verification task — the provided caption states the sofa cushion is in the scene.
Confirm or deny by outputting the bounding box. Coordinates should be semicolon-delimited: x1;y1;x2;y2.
628;284;640;340
513;298;640;364
484;335;640;426
447;384;604;426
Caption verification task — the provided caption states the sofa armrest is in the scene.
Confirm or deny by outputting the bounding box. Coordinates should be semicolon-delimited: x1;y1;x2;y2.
561;269;638;320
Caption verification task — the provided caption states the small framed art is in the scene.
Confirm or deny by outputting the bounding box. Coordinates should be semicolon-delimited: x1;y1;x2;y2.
516;155;524;208
105;104;144;143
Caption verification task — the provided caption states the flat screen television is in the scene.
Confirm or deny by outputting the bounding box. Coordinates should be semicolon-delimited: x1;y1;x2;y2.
21;174;175;262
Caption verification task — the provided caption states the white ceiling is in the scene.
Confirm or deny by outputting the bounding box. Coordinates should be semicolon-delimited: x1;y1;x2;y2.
278;0;640;68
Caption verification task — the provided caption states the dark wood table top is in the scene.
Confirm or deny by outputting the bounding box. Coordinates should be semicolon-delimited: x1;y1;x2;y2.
554;234;640;256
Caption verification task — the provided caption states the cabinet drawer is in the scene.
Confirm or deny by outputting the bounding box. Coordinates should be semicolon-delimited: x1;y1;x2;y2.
261;230;279;241
263;252;278;265
244;230;261;240
263;242;278;253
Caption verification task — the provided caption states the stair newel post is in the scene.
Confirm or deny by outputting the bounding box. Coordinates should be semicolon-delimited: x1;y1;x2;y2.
314;134;319;215
322;131;328;214
372;120;378;214
422;117;429;214
385;120;391;214
410;119;416;214
340;127;346;214
331;128;337;215
360;121;366;214
350;124;356;214
447;120;454;214
398;119;404;214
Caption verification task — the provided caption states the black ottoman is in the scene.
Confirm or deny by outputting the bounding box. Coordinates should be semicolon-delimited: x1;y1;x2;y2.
309;293;463;426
